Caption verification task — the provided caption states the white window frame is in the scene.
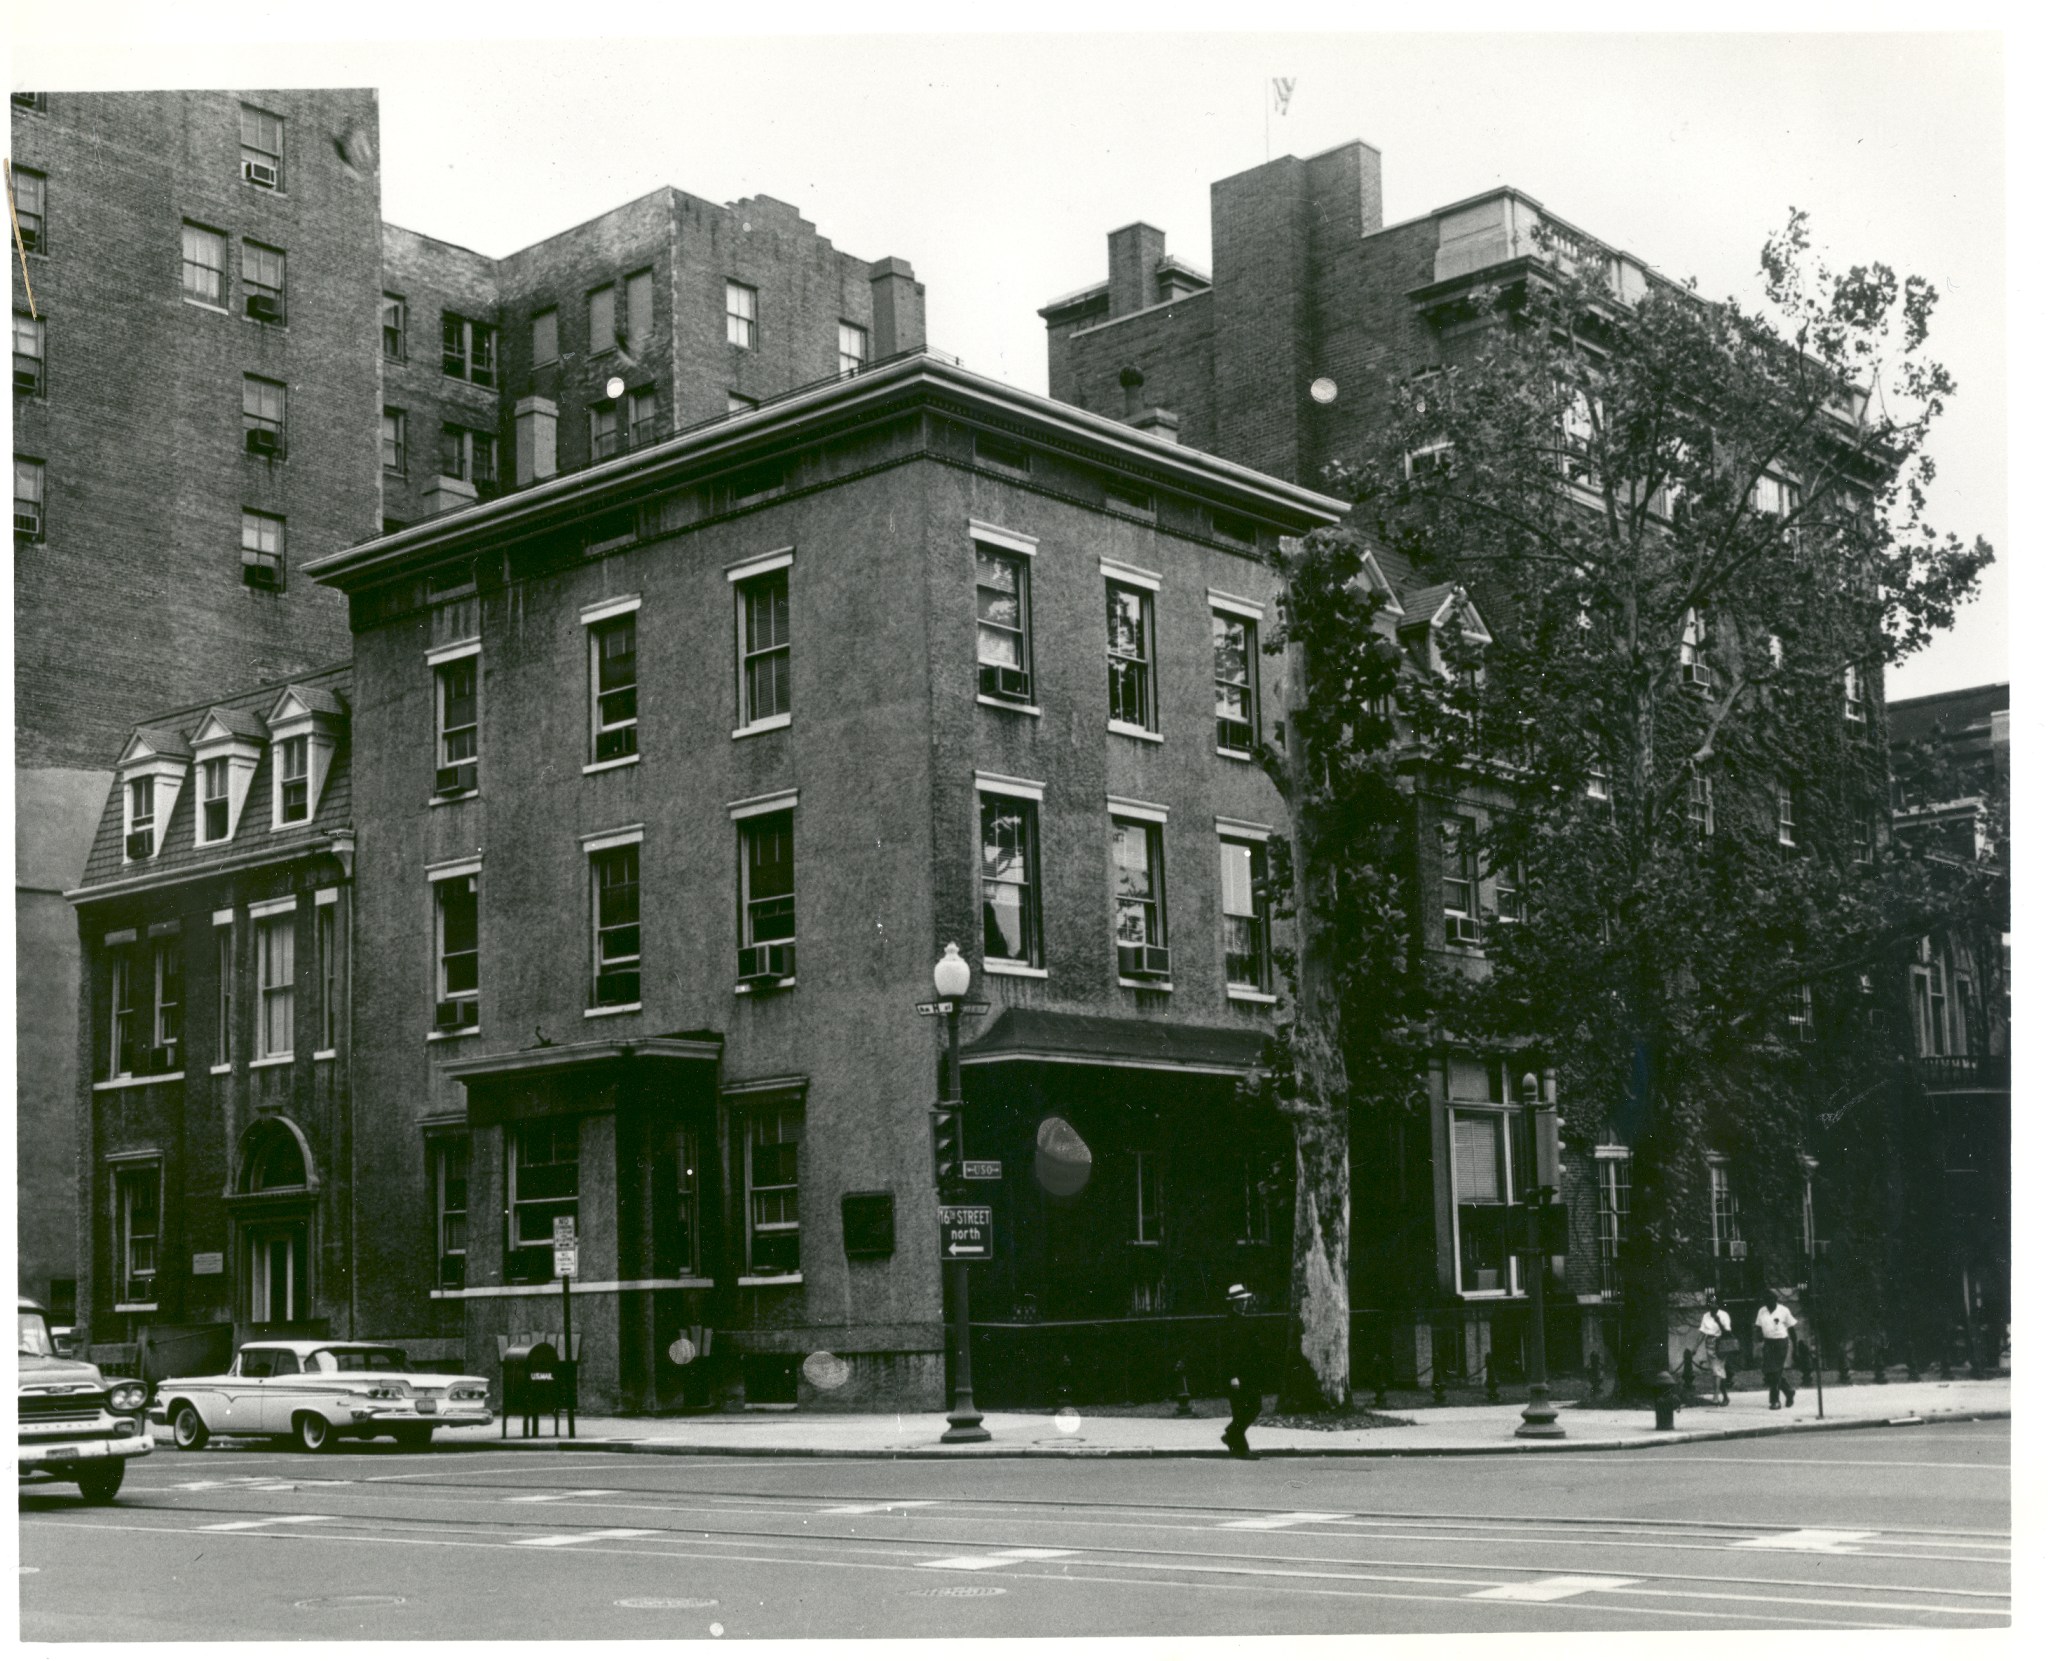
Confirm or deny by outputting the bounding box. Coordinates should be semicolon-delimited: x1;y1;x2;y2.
214;920;234;1067
978;784;1044;973
974;538;1036;708
585;828;644;1014
1103;560;1162;740
1219;834;1273;996
1211;601;1260;757
1450;1106;1522;1297
506;1118;579;1270
837;320;868;376
434;1136;470;1290
1132;1150;1164;1246
728;549;793;736
181;222;227;306
254;906;295;1062
1709;1156;1742;1262
113;1159;163;1308
275;733;310;826
725;281;757;349
1776;780;1798;847
583;595;642;770
1594;1145;1630;1300
744;1101;802;1277
433;867;480;1022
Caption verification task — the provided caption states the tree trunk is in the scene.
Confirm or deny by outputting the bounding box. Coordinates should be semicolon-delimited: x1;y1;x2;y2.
1281;1006;1352;1411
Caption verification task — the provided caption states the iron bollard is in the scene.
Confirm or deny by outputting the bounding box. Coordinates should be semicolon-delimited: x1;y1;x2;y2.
1431;1365;1447;1406
1484;1351;1500;1404
1172;1358;1193;1418
1373;1358;1388;1411
1587;1350;1605;1401
1651;1368;1680;1431
1679;1348;1695;1401
1869;1335;1887;1384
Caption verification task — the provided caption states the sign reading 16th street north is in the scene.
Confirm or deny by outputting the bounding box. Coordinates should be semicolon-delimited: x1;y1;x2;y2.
938;1205;993;1259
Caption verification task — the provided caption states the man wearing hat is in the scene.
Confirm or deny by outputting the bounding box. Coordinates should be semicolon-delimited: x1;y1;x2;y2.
1221;1284;1263;1458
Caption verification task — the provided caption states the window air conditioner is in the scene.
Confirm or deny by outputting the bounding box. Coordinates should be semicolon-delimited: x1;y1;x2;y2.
1446;913;1482;946
977;663;1032;701
241;554;282;591
245;427;283;457
246;293;282;324
1217;717;1254;753
593;969;640;1008
14;508;42;539
125;829;154;859
242;158;279;189
433;998;478;1032
1117;943;1171;979
594;725;636;763
1729;1239;1748;1261
14;366;41;395
433;761;477;797
1682;663;1713;690
145;1043;179;1074
737;941;795;983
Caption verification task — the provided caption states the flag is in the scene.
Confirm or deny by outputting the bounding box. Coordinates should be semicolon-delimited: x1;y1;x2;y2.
1272;78;1296;117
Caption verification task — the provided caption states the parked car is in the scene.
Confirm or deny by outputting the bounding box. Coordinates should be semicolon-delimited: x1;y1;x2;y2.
155;1340;492;1453
16;1296;153;1502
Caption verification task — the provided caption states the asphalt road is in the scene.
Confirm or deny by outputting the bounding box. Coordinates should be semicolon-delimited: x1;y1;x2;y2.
19;1420;2009;1640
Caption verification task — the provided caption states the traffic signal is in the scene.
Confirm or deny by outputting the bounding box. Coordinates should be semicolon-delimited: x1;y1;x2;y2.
931;1105;962;1192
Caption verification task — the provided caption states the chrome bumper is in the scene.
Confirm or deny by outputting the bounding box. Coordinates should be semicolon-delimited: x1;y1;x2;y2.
360;1405;492;1427
18;1429;154;1470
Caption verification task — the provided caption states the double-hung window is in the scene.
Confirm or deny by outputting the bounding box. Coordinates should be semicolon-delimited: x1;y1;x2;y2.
662;1126;703;1278
239;103;284;189
626;388;659;449
530;306;558;366
725;281;757;349
434;655;479;794
277;734;310;822
381;409;406;474
242;240;285;323
979;789;1042;969
127;776;156;858
439;425;498;490
109;950;139;1078
1594;1147;1630;1299
975;540;1033;703
215;923;235;1064
256;911;295;1060
1132;1151;1164;1245
434;1137;470;1290
1679;608;1710;691
434;872;479;1030
243;376;286;458
115;1164;160;1306
1493;859;1526;924
590;840;642;1009
837;321;867;376
1220;836;1272;993
590;399;620;459
507;1118;578;1283
1212;606;1258;754
1686;773;1714;839
441;314;496;386
1442;818;1481;947
181;223;226;305
12;169;44;253
1776;780;1798;847
1111;812;1168;979
381;294;407;361
587;283;616;354
14;456;43;542
733;559;791;731
739;809;796;980
241;509;285;589
151;938;182;1059
14;313;45;396
1843;664;1866;722
1105;572;1158;734
1709;1157;1742;1262
589;610;639;764
1453;1109;1520;1294
1784;982;1815;1044
316;900;338;1053
624;269;654;352
745;1103;801;1275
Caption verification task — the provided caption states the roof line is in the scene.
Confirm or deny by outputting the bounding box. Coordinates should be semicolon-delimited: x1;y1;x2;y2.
110;660;355;740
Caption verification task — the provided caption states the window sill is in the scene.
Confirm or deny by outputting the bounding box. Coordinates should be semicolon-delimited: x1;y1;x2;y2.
181;298;231;315
210;1062;234;1076
93;1072;185;1091
424;1028;480;1042
1107;720;1164;745
982;961;1048;980
1227;988;1279;1005
313;1048;338;1061
1216;747;1256;762
1456;1288;1521;1302
733;978;798;995
977;694;1041;717
732;713;792;740
113;1303;159;1314
583;754;639;776
249;1054;295;1070
737;1274;803;1288
429;790;480;808
585;1002;642;1018
1118;978;1174;993
272;818;315;833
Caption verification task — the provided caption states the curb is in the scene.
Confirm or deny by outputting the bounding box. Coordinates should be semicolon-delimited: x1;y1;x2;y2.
458;1405;2007;1460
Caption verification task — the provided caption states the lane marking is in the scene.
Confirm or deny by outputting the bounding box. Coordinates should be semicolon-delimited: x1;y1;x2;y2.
1739;1529;1878;1554
821;1500;939;1515
918;1547;1078;1570
515;1528;661;1548
502;1490;621;1504
1217;1511;1351;1531
1470;1574;1643;1602
198;1514;335;1532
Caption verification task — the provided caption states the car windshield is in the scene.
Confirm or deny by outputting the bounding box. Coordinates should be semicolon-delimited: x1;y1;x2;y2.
18;1310;56;1357
309;1347;409;1374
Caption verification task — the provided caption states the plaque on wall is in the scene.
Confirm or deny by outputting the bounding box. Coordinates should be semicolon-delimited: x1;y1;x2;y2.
191;1252;224;1276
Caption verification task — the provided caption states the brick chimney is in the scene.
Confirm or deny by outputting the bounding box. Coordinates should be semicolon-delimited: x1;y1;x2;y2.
868;257;925;357
420;475;478;518
1108;223;1167;318
515;395;559;487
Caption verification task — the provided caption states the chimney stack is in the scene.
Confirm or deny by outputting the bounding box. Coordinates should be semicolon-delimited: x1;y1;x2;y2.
1108;223;1167;318
868;257;925;357
515;396;559;487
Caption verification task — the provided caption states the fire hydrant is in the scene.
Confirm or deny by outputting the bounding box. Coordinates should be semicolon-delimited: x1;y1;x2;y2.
1651;1368;1680;1431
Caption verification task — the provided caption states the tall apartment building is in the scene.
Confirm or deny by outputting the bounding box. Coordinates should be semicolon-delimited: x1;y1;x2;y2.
14;88;925;1318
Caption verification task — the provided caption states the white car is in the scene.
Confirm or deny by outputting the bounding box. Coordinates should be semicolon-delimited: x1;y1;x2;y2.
156;1340;492;1453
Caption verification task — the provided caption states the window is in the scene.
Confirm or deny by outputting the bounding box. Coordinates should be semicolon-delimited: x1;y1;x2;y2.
1678;608;1710;690
240;509;284;589
127;776;156;855
1220;837;1271;992
1442;818;1480;947
1212;609;1257;753
1111;816;1167;967
626;388;659;448
380;409;406;474
837;321;868;376
1210;509;1258;548
1911;938;1951;1058
590;399;619;459
435;874;478;1023
980;793;1042;967
1753;472;1798;519
1709;1158;1742;1261
975;546;1033;702
243;375;286;458
14;456;43;542
241;240;285;323
1240;1155;1280;1246
737;567;791;727
625;269;654;351
725;281;757;349
115;1166;160;1305
381;294;407;361
1453;1110;1517;1294
11;168;44;253
587;284;615;354
1784;981;1815;1044
181;223;227;305
1493;858;1525;925
1686;773;1714;838
1559;385;1597;484
740;811;796;953
1106;581;1156;732
316;903;337;1051
745;1103;801;1274
975;431;1031;475
109;951;139;1078
151;938;182;1054
439;425;498;489
441;314;497;386
1775;780;1797;847
1843;664;1866;722
277;734;309;822
434;1138;469;1290
1594;1149;1630;1299
1133;1151;1164;1245
13;313;44;396
507;1119;578;1281
215;924;234;1063
239;103;284;189
591;843;641;1008
661;1127;702;1278
256;913;295;1060
530;306;558;366
590;614;638;763
435;657;478;787
1587;766;1612;806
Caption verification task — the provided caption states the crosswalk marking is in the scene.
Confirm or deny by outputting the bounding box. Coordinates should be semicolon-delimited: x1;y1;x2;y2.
515;1529;660;1548
1738;1528;1878;1554
1217;1512;1351;1531
918;1547;1078;1570
503;1491;621;1504
1469;1575;1642;1603
198;1514;334;1532
820;1501;939;1515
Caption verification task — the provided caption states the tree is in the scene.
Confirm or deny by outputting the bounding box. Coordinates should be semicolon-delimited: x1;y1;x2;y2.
1328;214;1993;1384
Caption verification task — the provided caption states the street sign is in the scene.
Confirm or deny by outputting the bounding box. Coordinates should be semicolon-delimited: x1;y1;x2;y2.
938;1205;993;1259
962;1160;1002;1182
553;1216;579;1279
915;998;991;1016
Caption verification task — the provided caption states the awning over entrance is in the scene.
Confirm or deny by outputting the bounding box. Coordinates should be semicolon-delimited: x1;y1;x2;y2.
959;1008;1267;1077
442;1033;722;1124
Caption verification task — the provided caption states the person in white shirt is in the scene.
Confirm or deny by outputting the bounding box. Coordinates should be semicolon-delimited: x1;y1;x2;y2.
1754;1293;1799;1408
1698;1292;1734;1404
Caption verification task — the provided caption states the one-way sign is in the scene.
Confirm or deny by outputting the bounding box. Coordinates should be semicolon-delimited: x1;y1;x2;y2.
915;998;991;1017
937;1205;993;1260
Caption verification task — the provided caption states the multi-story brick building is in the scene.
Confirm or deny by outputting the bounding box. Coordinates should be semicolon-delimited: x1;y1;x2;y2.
290;350;1342;1410
14;87;925;1317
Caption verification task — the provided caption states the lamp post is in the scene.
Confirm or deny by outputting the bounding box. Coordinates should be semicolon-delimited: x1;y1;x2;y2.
935;943;990;1443
1515;1070;1565;1439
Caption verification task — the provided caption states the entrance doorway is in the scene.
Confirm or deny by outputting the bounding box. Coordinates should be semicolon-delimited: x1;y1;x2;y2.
247;1222;309;1324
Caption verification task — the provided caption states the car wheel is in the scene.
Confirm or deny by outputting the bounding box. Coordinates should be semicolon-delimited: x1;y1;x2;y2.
393;1426;433;1454
76;1459;126;1504
171;1403;211;1452
294;1412;335;1453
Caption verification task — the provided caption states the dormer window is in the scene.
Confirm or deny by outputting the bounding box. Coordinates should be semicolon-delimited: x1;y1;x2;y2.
129;778;156;851
190;706;265;846
279;736;310;823
264;684;344;831
201;759;230;841
118;729;191;861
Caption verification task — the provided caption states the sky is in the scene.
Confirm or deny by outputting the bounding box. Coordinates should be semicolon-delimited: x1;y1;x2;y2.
13;16;2010;701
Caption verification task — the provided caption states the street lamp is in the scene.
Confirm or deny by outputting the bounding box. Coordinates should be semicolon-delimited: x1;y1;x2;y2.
1515;1070;1565;1440
934;944;990;1443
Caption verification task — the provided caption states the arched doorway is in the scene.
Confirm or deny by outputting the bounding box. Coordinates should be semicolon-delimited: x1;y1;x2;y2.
234;1117;317;1328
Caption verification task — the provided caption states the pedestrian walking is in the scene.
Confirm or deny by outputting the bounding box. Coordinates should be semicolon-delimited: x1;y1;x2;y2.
1220;1284;1263;1459
1698;1291;1735;1404
1755;1291;1799;1409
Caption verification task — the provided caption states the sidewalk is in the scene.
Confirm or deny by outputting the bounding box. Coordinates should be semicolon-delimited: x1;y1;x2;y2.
426;1375;2009;1459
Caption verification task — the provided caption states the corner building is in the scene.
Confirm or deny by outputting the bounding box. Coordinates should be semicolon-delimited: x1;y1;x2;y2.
307;352;1342;1410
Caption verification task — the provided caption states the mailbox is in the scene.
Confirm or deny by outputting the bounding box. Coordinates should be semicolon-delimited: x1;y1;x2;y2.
501;1340;561;1437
